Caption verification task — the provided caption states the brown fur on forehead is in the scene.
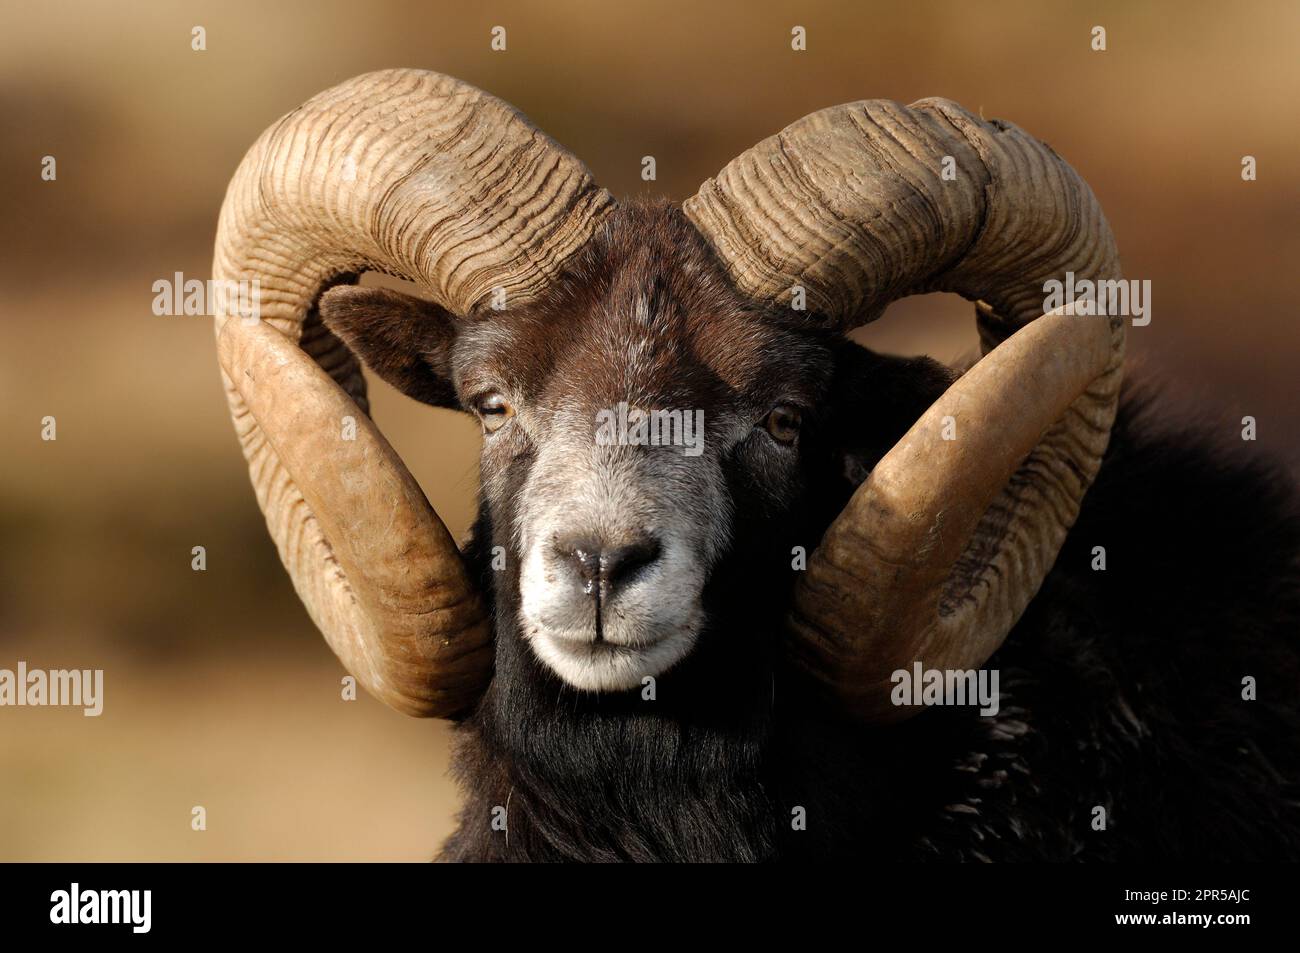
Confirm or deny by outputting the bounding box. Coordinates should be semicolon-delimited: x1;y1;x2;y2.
455;199;831;409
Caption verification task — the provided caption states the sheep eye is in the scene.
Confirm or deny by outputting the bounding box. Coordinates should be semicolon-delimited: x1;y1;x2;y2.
762;405;801;445
475;392;514;434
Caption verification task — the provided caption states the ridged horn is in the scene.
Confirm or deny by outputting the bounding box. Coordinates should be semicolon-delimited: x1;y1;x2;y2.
213;69;614;716
685;98;1124;720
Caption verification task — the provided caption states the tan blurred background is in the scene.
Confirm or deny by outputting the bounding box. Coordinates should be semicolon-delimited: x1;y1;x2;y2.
1;0;1296;860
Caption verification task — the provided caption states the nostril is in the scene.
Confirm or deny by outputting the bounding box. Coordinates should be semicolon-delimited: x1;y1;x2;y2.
554;538;603;588
553;535;663;594
602;536;663;591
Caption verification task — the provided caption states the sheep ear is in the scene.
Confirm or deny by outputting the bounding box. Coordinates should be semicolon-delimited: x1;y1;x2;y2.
318;285;461;408
831;343;957;485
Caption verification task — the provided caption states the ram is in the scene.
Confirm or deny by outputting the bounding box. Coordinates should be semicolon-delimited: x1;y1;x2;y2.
213;70;1300;861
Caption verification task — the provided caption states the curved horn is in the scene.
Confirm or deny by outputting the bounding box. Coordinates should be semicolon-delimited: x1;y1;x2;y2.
213;69;614;716
685;99;1124;720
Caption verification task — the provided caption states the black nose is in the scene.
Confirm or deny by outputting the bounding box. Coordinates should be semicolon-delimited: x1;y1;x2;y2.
556;534;663;596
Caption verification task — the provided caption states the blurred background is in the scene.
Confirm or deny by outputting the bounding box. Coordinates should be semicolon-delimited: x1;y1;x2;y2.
1;0;1296;860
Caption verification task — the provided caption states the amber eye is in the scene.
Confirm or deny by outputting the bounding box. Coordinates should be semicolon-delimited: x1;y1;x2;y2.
475;392;514;434
762;405;802;445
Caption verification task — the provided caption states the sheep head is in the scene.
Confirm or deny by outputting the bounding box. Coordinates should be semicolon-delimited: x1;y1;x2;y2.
213;69;1123;721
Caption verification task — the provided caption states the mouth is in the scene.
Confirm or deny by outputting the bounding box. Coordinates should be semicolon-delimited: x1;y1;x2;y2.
527;625;696;692
545;634;659;660
542;623;668;651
